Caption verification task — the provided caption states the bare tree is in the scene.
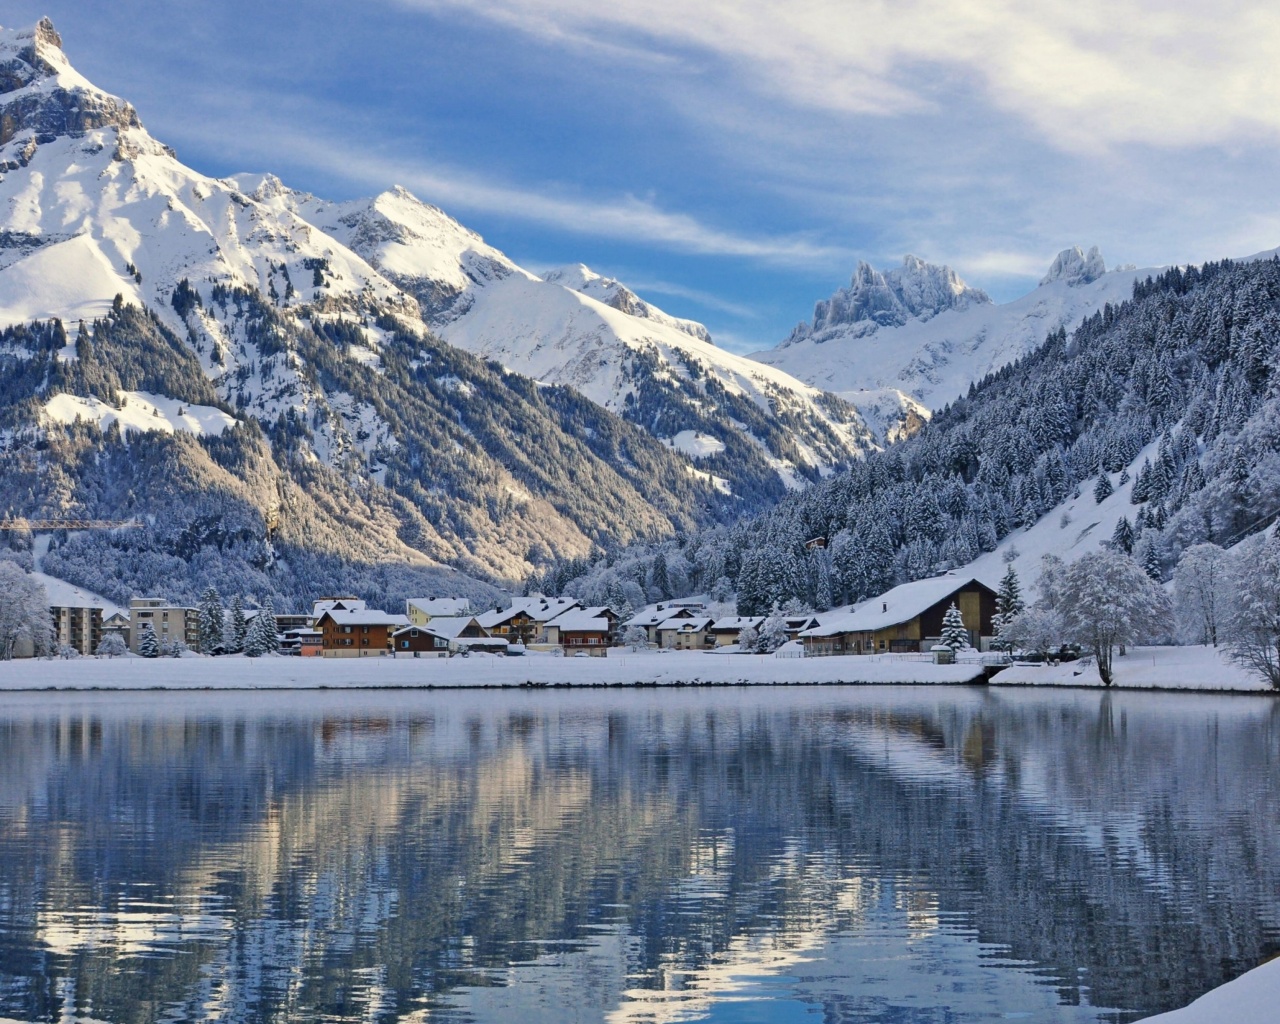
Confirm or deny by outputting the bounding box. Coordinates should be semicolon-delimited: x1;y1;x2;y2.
1173;543;1229;646
1225;533;1280;688
0;562;53;660
1058;551;1170;685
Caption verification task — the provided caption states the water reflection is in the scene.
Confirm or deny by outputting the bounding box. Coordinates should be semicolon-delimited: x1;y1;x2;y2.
0;687;1276;1023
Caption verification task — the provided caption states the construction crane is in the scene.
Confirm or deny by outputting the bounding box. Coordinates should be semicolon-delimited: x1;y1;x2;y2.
0;518;142;531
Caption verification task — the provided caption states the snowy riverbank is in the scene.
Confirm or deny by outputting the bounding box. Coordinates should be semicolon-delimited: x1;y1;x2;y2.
1138;956;1280;1021
994;645;1273;693
0;650;987;690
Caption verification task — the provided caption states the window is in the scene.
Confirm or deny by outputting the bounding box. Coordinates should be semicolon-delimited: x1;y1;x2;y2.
434;638;446;648
361;638;369;646
342;625;352;634
400;641;409;649
410;629;419;637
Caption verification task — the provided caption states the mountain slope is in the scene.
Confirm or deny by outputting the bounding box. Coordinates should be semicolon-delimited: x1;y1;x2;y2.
275;183;878;494
755;248;1153;411
0;18;775;606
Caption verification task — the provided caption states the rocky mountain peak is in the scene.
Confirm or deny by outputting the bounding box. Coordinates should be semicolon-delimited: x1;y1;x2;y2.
799;255;991;340
0;19;140;147
544;263;713;344
1041;246;1107;287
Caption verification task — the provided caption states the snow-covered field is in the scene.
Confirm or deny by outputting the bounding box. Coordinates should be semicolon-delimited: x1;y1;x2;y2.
1137;958;1280;1022
995;645;1272;692
0;651;985;690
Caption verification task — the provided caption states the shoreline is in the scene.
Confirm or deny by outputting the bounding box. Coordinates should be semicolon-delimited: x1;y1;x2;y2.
0;646;1272;694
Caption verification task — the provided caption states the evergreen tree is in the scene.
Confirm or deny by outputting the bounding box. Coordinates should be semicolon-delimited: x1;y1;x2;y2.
1093;472;1114;503
198;586;224;654
260;598;280;654
1111;516;1135;554
138;627;160;658
991;566;1024;652
225;595;247;653
940;603;969;651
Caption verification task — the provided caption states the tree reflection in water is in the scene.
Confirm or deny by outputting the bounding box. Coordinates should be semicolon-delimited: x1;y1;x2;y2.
0;687;1276;1023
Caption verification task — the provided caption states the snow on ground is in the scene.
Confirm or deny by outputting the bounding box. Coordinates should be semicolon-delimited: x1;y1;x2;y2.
31;535;124;615
961;436;1163;595
665;430;726;458
0;651;986;691
995;645;1272;692
1136;958;1280;1022
43;391;236;436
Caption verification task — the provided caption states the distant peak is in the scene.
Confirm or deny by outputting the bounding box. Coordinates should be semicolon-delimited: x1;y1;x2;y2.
33;17;62;51
798;255;991;338
1041;246;1106;287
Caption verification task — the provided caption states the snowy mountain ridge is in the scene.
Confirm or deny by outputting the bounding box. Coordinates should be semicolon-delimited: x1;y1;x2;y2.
755;247;1159;411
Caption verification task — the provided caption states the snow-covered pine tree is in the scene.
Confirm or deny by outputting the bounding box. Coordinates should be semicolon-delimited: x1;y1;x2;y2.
1111;516;1135;554
198;586;224;654
243;612;269;658
138;627;160;658
940;603;969;651
1137;537;1163;582
991;566;1024;652
1093;473;1114;503
225;595;247;653
259;598;279;654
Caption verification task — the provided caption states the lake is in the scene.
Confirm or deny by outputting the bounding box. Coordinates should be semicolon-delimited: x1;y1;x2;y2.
0;686;1276;1023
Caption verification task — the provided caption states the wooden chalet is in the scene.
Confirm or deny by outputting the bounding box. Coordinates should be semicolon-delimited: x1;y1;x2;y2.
477;596;579;645
544;607;618;655
656;615;714;650
623;603;707;645
392;616;507;657
316;607;409;657
800;574;997;656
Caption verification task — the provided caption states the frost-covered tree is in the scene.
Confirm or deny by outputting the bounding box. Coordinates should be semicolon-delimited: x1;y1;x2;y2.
940;603;969;651
1224;533;1280;688
756;612;789;654
1110;516;1135;554
736;625;758;652
244;602;279;658
622;625;649;651
0;562;52;660
1173;543;1229;646
1004;607;1065;661
1093;473;1114;503
225;595;247;654
95;633;127;658
1057;551;1170;685
991;565;1024;652
198;586;224;654
137;627;160;658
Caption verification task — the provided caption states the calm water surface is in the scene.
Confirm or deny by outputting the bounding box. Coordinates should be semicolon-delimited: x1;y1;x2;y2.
0;686;1277;1023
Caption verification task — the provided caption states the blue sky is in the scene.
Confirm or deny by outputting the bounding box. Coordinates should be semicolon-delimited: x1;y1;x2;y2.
13;0;1280;352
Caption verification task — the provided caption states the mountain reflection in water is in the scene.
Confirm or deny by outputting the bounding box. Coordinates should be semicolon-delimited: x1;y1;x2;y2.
0;687;1276;1024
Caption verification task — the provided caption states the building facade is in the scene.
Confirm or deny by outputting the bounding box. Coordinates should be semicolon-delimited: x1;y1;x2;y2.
129;598;198;653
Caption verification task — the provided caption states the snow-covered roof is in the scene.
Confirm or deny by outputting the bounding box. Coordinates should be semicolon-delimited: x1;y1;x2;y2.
417;615;483;639
658;616;713;632
312;597;367;617
406;597;470;618
625;605;698;628
547;610;612;633
710;616;764;632
478;596;579;628
315;608;408;627
801;574;989;638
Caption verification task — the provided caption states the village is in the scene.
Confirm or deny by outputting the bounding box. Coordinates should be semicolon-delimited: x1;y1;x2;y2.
39;572;1002;665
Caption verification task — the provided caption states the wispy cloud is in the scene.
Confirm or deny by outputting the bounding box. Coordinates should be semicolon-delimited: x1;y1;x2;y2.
192;113;853;268
617;277;763;319
391;0;1280;152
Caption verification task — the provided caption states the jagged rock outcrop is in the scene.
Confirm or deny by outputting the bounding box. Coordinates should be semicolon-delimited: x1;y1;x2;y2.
0;18;140;147
784;255;991;346
1040;246;1106;287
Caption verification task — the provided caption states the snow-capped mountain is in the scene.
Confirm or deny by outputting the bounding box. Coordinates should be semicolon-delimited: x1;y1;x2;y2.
755;248;1155;411
274;184;878;489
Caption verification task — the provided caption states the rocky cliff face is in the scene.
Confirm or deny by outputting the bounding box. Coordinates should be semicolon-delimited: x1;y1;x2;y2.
1040;246;1107;287
784;255;991;346
0;17;140;147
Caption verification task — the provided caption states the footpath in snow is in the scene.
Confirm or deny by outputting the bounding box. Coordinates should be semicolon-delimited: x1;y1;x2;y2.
0;651;987;691
994;645;1273;693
